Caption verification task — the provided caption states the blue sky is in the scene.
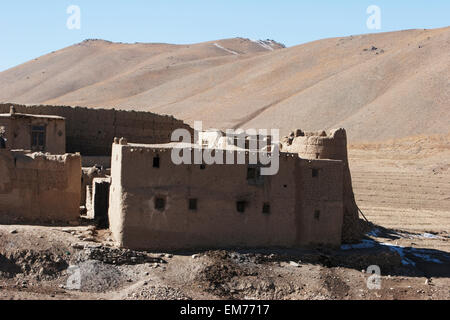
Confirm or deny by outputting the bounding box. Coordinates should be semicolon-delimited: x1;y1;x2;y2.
0;0;448;71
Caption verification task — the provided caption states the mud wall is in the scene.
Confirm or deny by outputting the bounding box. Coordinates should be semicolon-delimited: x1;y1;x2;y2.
0;150;81;224
0;104;192;156
108;142;344;251
281;128;361;243
296;158;344;246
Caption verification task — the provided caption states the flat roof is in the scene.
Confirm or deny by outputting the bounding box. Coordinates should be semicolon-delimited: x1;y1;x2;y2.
0;113;65;120
122;142;295;156
120;142;343;163
126;142;256;151
128;142;221;149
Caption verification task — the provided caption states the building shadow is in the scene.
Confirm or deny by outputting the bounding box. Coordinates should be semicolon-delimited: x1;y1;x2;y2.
170;224;450;279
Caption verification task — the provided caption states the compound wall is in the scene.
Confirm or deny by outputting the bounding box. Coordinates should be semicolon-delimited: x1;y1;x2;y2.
0;104;192;156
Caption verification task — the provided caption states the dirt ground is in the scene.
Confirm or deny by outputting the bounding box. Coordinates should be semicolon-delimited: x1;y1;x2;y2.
0;139;449;300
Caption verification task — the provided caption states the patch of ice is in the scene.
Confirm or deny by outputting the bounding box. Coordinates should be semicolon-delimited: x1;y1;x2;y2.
421;233;440;239
213;43;239;55
411;252;443;264
340;239;376;250
380;243;416;266
409;247;445;264
366;228;381;237
340;239;446;267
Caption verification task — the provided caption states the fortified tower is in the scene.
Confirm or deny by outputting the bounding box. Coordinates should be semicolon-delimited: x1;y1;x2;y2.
281;128;362;243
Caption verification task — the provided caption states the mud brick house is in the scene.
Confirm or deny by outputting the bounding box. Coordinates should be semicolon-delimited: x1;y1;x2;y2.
108;140;345;250
0;106;65;154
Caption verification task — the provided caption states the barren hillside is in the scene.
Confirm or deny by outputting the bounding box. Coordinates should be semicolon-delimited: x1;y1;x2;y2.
0;27;448;141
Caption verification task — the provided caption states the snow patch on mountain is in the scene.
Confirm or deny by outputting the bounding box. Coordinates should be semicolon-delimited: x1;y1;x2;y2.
213;43;239;55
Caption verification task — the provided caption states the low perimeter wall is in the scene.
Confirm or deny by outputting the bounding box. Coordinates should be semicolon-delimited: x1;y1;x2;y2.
0;150;81;224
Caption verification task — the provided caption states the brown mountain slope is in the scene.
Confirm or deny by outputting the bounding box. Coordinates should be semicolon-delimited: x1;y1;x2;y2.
0;38;283;107
0;28;448;142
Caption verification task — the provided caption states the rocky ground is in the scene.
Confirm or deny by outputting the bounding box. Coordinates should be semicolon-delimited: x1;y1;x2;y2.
0;223;448;300
0;145;449;300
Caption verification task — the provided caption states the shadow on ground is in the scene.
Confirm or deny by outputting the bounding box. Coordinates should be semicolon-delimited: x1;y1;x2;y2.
170;224;450;279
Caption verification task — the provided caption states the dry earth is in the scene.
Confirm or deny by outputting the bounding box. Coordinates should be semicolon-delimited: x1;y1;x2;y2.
0;135;449;300
350;133;450;234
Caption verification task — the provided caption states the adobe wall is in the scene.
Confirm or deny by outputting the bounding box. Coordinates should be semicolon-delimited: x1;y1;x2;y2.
281;128;361;243
0;150;81;224
81;166;108;207
295;159;344;246
81;156;111;168
0;115;65;154
108;142;344;251
0;104;192;156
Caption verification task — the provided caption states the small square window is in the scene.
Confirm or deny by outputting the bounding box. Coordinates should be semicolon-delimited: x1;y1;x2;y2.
247;167;258;180
155;197;165;211
189;199;198;211
314;210;321;220
312;169;319;178
153;156;160;168
247;166;263;185
236;201;246;213
262;203;271;214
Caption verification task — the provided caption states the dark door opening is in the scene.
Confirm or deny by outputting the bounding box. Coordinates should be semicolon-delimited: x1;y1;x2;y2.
94;181;110;229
